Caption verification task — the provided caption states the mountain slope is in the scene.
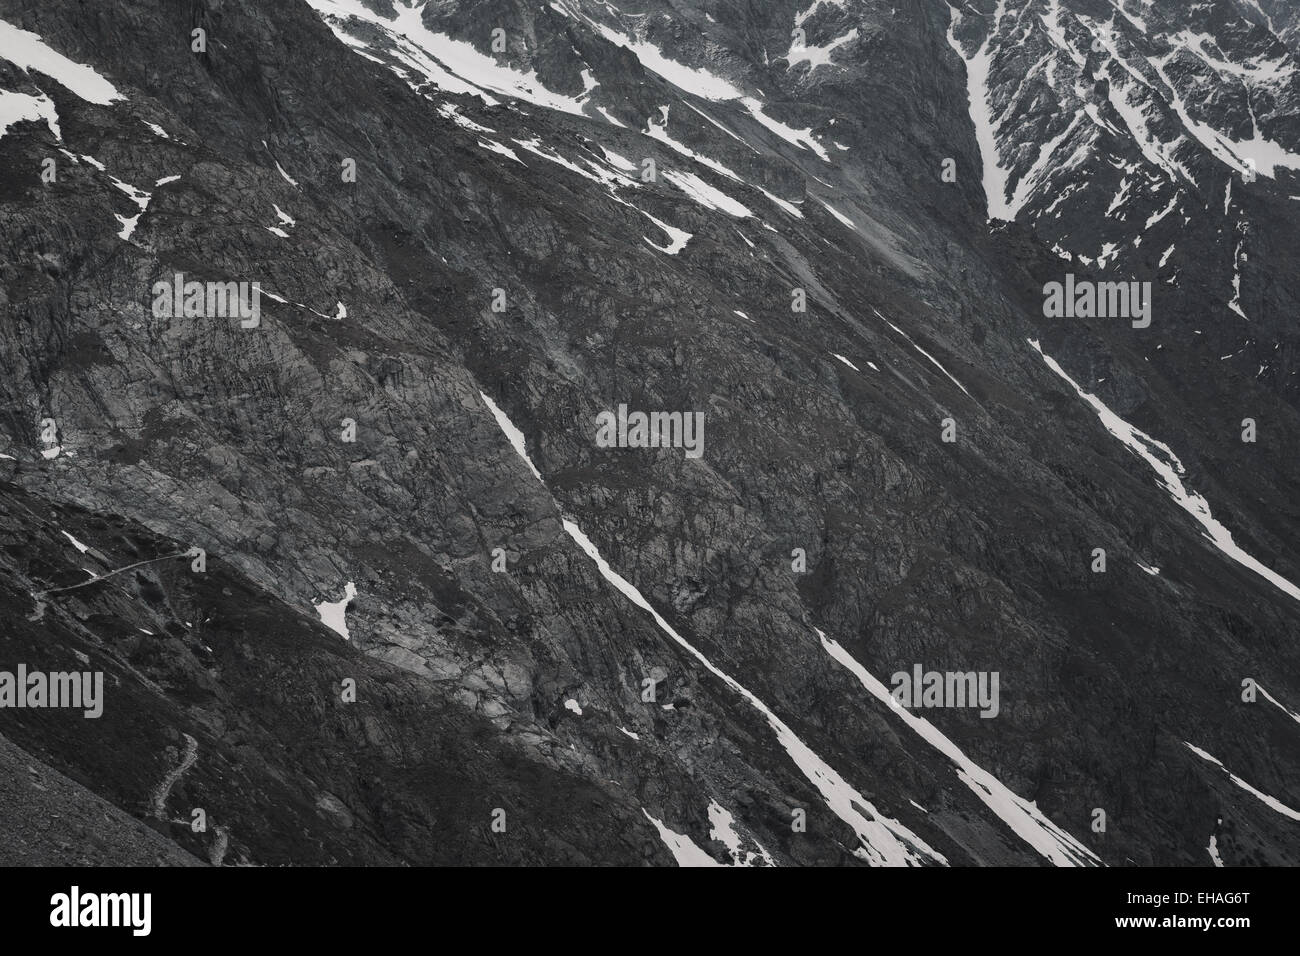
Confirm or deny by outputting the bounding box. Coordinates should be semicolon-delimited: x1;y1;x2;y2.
1;0;1297;866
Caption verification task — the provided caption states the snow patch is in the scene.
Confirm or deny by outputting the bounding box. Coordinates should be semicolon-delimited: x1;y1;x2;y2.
662;168;752;218
1145;194;1179;230
61;531;91;554
315;581;357;640
0;90;61;142
642;810;721;866
708;801;774;866
641;210;692;254
874;308;973;399
479;392;542;481
478;138;526;164
947;2;1018;220
438;102;494;134
1228;235;1248;320
1184;743;1300;821
740;97;830;161
311;0;600;120
0;19;121;104
1258;685;1300;729
818;197;856;228
787;28;859;72
832;353;860;372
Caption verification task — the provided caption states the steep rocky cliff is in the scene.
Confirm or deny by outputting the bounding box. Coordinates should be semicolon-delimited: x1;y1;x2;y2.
1;0;1297;866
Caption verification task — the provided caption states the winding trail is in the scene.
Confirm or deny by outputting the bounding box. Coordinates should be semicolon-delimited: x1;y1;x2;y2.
37;551;191;598
150;733;198;820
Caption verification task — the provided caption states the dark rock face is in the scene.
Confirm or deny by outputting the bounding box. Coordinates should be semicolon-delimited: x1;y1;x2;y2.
0;0;1297;867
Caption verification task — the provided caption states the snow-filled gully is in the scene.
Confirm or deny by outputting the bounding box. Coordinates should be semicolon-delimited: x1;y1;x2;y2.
1030;340;1300;605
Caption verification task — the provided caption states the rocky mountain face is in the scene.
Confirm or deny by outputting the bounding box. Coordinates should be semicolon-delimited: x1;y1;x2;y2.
1242;0;1300;52
0;0;1297;867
